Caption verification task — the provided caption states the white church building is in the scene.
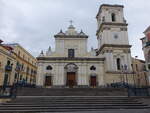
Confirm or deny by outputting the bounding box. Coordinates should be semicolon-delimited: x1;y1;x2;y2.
36;4;133;88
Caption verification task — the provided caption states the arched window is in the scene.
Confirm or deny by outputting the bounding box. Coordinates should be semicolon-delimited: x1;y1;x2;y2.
46;65;53;70
116;58;121;70
111;13;116;22
7;60;10;65
90;66;96;71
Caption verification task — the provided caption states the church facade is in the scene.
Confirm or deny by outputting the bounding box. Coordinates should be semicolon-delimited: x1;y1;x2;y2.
36;4;134;88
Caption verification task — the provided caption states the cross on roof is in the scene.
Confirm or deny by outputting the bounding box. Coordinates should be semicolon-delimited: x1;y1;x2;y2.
69;20;73;25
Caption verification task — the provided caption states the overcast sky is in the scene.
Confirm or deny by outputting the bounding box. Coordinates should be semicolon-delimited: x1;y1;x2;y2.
0;0;150;60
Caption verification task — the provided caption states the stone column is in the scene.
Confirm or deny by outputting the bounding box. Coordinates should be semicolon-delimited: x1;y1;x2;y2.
98;63;105;86
36;63;44;87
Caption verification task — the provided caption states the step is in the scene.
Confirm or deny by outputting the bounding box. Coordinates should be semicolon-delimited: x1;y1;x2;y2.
12;100;135;103
0;103;147;107
9;100;138;104
5;102;142;105
0;91;148;113
0;106;149;110
0;108;146;113
16;88;127;96
14;99;132;102
14;96;134;100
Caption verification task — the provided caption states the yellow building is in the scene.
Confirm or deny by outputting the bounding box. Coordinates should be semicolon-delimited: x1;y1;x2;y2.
0;40;16;86
6;43;37;85
141;26;150;85
132;58;149;87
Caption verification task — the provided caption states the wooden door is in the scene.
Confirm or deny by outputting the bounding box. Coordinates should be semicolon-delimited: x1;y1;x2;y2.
67;72;76;88
45;76;52;86
90;76;97;87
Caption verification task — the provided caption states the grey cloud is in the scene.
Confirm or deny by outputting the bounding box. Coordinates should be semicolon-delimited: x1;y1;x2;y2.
0;0;149;60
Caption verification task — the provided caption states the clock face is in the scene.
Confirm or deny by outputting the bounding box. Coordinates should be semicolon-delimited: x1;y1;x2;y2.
114;34;118;39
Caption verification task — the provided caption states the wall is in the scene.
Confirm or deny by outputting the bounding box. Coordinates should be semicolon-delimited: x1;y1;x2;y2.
10;44;37;85
0;45;16;86
36;61;104;87
55;38;87;57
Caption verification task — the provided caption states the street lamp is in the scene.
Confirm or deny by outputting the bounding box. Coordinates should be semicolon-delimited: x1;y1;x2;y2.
124;64;128;85
15;62;21;85
144;67;150;87
135;56;141;87
121;64;128;87
121;65;124;85
131;64;136;87
3;62;13;86
147;64;150;87
143;69;149;87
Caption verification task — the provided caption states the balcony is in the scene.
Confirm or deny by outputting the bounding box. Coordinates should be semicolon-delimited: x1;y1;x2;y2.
15;65;21;71
5;65;12;72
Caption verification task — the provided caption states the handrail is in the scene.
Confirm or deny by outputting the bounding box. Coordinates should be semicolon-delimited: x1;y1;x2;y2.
0;85;17;98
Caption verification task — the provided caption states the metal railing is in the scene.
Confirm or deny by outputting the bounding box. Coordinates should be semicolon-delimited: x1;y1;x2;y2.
0;83;36;99
128;87;150;97
105;82;150;97
0;85;17;98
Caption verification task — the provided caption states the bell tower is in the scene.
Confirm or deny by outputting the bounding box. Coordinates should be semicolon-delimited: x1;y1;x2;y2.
96;4;132;72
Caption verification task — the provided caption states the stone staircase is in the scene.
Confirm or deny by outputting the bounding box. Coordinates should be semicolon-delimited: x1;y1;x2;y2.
16;87;128;96
0;88;149;112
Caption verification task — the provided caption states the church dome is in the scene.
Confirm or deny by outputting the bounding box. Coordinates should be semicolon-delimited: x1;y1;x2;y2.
65;24;78;35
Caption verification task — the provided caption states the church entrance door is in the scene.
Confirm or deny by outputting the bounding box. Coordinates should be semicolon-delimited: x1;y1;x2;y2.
67;72;76;88
90;76;97;88
45;76;52;86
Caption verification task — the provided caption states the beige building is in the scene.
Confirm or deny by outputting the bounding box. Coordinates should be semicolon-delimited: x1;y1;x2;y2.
141;26;150;85
132;58;148;86
0;40;16;86
37;4;135;88
6;43;37;85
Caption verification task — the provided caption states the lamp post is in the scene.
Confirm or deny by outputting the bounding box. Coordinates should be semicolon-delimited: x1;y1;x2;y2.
135;56;141;87
147;64;150;87
148;70;150;86
121;64;129;87
121;64;130;97
3;62;13;87
144;70;148;87
120;70;123;84
131;64;136;87
121;65;124;86
145;64;150;96
124;64;128;85
15;62;21;85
